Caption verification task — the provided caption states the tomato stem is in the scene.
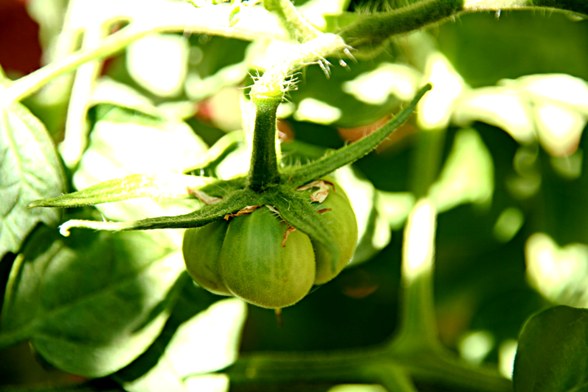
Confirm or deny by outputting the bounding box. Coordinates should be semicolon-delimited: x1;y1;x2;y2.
248;98;282;192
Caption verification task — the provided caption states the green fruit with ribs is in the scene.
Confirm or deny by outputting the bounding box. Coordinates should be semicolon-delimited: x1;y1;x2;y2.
182;182;357;308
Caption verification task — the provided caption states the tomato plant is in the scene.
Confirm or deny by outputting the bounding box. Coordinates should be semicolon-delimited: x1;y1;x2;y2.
0;0;587;391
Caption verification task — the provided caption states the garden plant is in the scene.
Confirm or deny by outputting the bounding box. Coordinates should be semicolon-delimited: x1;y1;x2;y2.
1;0;588;391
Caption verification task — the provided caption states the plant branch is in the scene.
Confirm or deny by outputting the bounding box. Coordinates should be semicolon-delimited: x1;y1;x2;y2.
341;0;588;49
0;3;288;106
223;344;511;392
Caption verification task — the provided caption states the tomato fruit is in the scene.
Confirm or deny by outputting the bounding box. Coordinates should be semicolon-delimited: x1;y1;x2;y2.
182;220;231;296
311;184;358;284
219;207;316;308
182;181;358;308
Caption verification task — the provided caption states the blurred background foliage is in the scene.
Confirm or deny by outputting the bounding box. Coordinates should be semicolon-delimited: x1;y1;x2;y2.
0;0;587;390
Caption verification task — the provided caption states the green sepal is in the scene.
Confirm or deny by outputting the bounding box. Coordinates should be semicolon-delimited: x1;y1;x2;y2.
29;174;214;208
264;187;341;275
58;188;257;235
283;84;431;187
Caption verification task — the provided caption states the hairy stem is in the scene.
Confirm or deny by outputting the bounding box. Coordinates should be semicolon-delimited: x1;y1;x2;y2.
341;0;588;49
249;32;347;100
248;98;281;192
0;3;287;106
341;0;462;48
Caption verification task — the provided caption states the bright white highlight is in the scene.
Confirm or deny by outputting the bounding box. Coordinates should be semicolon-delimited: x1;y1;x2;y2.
402;199;437;282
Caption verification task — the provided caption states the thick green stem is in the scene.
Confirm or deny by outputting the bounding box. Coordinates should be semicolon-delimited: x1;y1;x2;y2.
341;0;462;48
341;0;588;50
224;344;511;392
393;199;440;352
248;98;282;192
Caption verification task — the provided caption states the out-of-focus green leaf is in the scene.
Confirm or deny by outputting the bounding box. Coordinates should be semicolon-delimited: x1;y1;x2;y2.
525;233;588;308
127;34;190;98
90;78;162;118
334;166;391;266
437;12;588;87
453;85;535;144
417;52;466;131
185;36;250;103
429;128;494;212
74;82;209;230
285;53;421;128
454;74;588;156
0;225;184;377
120;297;247;392
513;305;588;392
0;103;65;259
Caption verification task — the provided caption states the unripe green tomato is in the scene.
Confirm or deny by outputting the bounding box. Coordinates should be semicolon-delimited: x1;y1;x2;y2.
312;184;358;284
219;207;316;309
182;221;231;296
182;181;357;308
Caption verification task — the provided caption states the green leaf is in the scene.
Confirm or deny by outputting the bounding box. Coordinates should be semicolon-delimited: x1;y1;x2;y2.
119;294;247;392
429;128;494;212
0;103;65;258
0;225;184;377
453;74;588;156
513;305;588;392
126;34;190;98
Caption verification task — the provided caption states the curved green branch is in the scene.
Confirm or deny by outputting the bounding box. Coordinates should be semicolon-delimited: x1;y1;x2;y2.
341;0;588;49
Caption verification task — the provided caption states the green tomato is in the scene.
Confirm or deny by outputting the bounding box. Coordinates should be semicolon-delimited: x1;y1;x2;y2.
312;184;358;285
182;220;231;296
182;181;358;308
219;207;316;309
183;207;315;309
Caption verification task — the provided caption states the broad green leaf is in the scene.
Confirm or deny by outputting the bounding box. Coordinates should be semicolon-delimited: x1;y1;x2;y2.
417;52;466;131
0;225;184;377
453;85;535;144
513;305;588;392
0;103;65;258
90;78;162;118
